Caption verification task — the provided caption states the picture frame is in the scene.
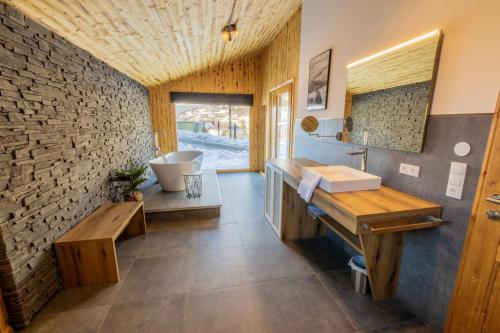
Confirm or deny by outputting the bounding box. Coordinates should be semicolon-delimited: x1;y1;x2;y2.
307;49;332;111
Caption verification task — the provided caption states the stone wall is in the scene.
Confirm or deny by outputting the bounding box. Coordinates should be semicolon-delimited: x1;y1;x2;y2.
0;4;154;328
350;81;431;152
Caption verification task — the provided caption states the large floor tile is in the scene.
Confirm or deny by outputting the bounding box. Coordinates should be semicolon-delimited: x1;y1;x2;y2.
116;235;146;259
137;228;195;258
317;269;415;331
116;235;146;277
288;236;352;272
185;275;353;333
189;246;252;292
115;256;189;304
185;283;271;333
358;318;437;333
253;275;354;333
237;222;279;246
244;244;312;282
22;172;427;333
218;204;237;224
232;203;265;221
220;182;264;196
39;284;121;315
20;306;110;333
192;224;243;250
229;193;265;207
99;294;186;333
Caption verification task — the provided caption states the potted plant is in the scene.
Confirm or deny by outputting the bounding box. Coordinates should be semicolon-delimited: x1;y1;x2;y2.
111;162;148;202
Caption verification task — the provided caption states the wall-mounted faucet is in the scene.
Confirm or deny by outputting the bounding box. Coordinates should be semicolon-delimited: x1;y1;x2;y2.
346;148;368;172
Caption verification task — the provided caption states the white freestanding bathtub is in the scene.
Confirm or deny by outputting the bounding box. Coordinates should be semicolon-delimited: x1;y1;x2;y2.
149;151;204;191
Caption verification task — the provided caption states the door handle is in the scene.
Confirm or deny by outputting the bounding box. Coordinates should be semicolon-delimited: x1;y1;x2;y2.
486;210;500;220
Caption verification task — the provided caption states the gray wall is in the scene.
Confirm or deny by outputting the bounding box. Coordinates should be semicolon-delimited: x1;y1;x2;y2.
294;114;492;329
0;4;154;328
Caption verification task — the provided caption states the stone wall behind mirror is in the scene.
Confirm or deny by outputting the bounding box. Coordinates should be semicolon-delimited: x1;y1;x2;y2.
344;30;443;152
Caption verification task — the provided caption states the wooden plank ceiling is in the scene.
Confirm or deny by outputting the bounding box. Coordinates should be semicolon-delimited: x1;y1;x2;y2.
5;0;301;87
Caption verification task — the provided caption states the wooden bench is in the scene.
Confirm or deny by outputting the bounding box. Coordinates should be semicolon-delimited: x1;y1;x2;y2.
54;201;146;288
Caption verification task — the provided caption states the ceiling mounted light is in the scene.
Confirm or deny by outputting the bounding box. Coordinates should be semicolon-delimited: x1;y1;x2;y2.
221;24;238;42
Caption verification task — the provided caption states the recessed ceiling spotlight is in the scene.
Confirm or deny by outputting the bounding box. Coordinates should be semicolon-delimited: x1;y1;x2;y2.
221;23;238;42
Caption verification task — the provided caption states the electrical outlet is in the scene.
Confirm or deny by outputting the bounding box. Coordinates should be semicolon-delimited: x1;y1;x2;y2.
399;163;420;178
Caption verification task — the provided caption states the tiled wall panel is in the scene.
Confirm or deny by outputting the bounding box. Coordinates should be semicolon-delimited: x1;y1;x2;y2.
294;113;492;329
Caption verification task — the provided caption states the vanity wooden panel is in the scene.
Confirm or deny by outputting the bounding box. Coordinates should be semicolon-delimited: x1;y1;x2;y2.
269;158;441;234
266;158;443;300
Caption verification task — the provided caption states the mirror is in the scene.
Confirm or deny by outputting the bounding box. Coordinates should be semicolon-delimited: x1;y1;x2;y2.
301;115;320;133
344;30;443;152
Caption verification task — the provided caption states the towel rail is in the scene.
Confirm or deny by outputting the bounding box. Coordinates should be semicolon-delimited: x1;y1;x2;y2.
362;215;446;235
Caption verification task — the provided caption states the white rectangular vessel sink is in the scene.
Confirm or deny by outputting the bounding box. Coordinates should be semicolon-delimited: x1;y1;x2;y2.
301;165;381;193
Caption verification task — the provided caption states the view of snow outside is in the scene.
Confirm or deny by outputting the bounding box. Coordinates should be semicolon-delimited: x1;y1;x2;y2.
176;103;250;170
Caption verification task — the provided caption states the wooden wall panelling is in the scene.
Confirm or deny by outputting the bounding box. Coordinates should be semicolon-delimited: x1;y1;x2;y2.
6;0;301;87
149;7;301;171
260;7;301;110
149;56;264;170
260;7;301;159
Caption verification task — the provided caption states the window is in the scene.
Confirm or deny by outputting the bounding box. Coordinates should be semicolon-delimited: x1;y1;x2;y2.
175;103;250;170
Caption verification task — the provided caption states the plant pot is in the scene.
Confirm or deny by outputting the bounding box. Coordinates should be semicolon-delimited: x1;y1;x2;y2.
124;191;143;202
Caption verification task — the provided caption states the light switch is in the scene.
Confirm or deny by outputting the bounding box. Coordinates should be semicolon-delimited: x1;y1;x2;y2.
446;162;467;199
449;174;462;186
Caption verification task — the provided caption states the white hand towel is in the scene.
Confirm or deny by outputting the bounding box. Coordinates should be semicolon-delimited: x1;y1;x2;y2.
298;170;322;202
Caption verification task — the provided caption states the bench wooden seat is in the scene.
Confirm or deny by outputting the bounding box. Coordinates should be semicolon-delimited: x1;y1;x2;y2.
55;201;146;288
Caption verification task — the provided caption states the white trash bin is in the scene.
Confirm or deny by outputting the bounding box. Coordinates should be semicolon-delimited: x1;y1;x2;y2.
348;255;370;295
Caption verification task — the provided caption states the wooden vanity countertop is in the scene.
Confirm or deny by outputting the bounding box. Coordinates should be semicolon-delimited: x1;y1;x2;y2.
267;158;442;234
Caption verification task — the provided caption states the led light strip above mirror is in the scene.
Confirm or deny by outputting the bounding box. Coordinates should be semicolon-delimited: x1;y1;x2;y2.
347;29;441;68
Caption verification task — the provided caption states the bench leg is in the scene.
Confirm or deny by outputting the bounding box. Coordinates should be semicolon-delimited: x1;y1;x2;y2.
55;240;119;288
124;204;146;236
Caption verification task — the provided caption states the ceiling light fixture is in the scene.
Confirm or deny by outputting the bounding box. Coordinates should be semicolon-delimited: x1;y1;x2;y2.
222;23;238;42
222;0;238;42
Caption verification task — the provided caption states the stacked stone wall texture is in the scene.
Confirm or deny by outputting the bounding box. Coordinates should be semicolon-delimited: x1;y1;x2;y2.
0;4;154;327
350;81;431;152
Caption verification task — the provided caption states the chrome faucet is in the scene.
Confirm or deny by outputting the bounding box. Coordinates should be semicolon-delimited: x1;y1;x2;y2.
346;148;368;172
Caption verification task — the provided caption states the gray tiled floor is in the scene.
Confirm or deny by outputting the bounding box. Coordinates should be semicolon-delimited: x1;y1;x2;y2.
20;172;435;333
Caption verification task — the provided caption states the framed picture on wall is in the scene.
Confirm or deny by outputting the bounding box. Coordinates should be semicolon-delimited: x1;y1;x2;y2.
307;49;332;111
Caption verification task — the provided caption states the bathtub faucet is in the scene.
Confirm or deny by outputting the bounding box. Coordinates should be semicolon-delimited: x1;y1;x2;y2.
155;147;168;164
